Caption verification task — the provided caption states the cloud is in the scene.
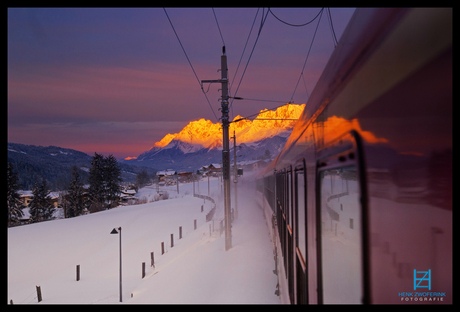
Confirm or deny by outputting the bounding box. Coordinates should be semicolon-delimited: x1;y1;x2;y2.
8;62;219;125
8;8;356;159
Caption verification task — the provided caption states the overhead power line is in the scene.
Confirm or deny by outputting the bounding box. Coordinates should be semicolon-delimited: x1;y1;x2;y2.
229;8;270;114
230;96;290;104
326;8;339;47
163;8;219;121
290;8;324;104
229;8;260;97
230;102;301;124
212;8;226;47
269;7;324;27
253;118;298;121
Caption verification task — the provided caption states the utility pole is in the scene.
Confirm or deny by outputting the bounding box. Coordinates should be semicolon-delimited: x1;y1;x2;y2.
202;46;232;250
232;130;238;219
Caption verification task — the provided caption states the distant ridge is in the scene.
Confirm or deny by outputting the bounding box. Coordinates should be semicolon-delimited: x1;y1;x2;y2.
7;143;156;190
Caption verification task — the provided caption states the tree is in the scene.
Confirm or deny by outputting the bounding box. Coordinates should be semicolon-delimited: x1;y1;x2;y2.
88;153;105;211
88;153;122;210
29;178;54;223
67;165;85;217
136;170;149;189
7;162;23;226
104;155;122;209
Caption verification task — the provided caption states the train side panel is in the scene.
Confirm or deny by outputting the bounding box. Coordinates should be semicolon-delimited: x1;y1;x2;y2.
260;8;452;304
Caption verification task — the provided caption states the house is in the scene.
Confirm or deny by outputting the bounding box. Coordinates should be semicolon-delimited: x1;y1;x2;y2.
156;169;177;182
18;190;33;207
49;192;60;208
201;163;222;176
156;169;176;177
178;171;194;182
119;189;137;205
18;190;61;208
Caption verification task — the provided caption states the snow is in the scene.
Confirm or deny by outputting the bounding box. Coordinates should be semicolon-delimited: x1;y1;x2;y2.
161;140;203;154
8;148;27;154
8;176;279;304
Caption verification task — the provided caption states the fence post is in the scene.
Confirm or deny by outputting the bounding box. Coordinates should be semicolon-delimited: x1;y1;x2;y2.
179;226;182;239
76;264;80;281
142;262;146;279
161;242;165;255
151;252;155;267
36;285;42;303
171;233;174;248
201;205;203;212
194;219;197;230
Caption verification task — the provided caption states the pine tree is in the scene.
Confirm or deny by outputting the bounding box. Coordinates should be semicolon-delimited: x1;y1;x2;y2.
88;153;105;210
29;181;41;223
42;179;55;221
29;178;53;223
7;162;23;226
104;155;122;209
67;165;84;217
88;153;122;210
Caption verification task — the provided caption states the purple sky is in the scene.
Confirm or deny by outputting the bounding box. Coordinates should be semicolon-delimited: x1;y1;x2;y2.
8;7;355;159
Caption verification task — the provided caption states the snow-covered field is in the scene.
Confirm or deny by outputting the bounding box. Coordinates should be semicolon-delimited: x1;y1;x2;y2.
8;176;280;304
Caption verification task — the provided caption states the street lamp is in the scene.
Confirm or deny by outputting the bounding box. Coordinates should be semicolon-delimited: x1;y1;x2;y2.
110;227;122;302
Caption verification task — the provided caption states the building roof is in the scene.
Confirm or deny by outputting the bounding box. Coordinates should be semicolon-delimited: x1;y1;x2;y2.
156;170;176;176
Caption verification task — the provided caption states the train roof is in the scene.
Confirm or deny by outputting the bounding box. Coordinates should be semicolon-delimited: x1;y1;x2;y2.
260;8;451;177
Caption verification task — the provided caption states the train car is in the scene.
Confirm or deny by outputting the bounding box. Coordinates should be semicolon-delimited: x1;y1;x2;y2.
256;8;452;304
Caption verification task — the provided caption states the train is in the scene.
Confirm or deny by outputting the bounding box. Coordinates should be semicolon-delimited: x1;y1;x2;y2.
255;8;452;304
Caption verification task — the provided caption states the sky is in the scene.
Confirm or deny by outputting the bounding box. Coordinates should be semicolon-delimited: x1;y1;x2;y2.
8;7;355;159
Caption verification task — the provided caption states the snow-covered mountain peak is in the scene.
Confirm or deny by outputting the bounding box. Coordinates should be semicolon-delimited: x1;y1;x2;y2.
128;104;305;170
148;104;304;152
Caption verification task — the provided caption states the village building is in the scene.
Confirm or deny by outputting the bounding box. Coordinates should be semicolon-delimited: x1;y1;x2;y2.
119;189;137;205
201;163;222;176
156;169;176;181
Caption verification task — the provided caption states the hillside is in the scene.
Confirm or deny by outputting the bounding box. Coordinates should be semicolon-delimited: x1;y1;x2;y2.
7;177;279;304
7;143;156;190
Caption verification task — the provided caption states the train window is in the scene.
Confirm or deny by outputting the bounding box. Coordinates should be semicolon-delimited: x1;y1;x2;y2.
287;171;292;228
296;167;306;262
319;165;362;303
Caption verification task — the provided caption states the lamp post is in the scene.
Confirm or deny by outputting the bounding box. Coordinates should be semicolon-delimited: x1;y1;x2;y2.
110;227;122;302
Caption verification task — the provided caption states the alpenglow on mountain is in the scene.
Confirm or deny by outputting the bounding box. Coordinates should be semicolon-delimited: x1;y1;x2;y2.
124;104;305;171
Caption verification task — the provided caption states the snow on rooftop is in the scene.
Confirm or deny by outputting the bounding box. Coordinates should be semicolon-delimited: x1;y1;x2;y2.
156;169;176;176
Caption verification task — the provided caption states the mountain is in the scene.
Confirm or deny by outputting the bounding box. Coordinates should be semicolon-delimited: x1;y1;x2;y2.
124;104;305;171
7;143;156;190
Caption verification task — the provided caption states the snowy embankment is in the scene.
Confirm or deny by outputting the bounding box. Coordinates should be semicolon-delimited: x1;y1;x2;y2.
8;177;279;304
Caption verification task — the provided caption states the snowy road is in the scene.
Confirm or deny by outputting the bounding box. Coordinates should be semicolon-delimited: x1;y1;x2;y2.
8;177;279;304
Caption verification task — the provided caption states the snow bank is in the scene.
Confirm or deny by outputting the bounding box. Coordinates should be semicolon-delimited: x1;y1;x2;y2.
8;177;279;304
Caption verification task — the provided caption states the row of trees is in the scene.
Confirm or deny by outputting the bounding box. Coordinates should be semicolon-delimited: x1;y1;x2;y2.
62;153;122;217
7;162;24;226
7;162;56;225
7;153;123;226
